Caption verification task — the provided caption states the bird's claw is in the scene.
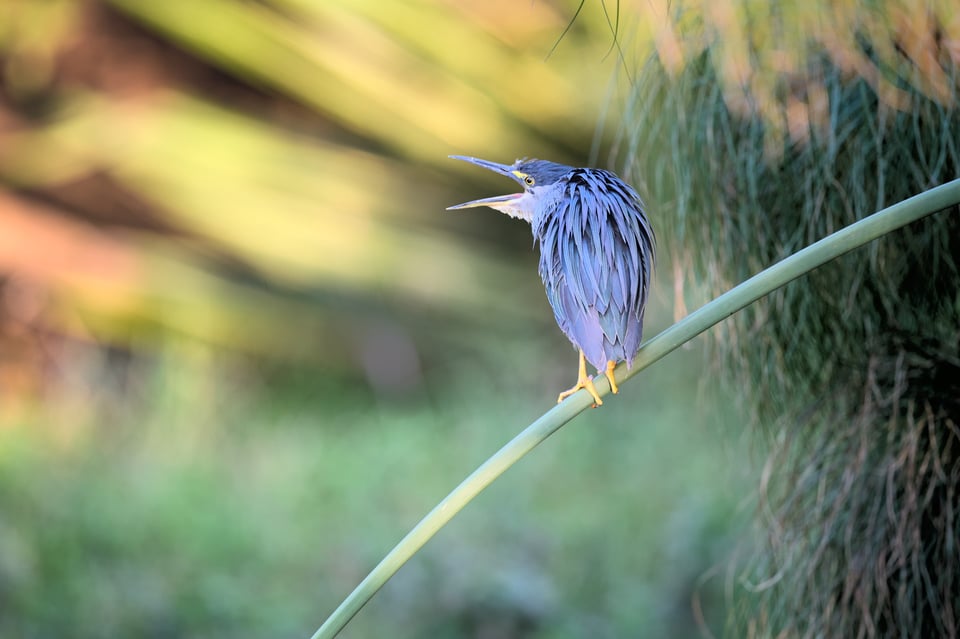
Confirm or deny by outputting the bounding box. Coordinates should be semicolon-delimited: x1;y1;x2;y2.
557;378;603;406
557;351;604;406
605;360;619;394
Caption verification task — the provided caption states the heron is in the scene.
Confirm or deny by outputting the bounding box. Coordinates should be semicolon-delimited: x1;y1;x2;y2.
448;156;655;406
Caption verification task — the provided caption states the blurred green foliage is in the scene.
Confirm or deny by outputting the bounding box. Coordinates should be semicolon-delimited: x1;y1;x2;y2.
2;0;953;636
23;0;953;636
0;339;749;638
0;0;628;362
0;1;753;638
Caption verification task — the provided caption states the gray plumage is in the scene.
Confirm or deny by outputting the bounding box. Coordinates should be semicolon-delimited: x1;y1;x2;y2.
448;155;655;400
532;165;654;370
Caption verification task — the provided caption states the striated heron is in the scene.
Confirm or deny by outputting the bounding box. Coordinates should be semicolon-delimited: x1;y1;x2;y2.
448;156;655;406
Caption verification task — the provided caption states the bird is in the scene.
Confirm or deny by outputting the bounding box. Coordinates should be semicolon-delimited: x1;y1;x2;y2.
447;155;655;406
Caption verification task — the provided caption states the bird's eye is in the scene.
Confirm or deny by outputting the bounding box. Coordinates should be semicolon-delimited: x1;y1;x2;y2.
524;176;535;186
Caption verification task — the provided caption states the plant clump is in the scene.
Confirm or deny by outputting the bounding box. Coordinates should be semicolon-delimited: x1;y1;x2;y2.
626;6;960;634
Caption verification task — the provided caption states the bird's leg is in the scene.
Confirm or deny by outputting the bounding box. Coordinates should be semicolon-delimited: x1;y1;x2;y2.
557;350;603;406
604;360;619;394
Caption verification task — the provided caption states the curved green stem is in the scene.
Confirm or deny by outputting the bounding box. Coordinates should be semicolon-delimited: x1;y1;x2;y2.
310;178;960;639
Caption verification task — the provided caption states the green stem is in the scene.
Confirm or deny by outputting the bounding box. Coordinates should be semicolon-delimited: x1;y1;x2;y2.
310;178;960;639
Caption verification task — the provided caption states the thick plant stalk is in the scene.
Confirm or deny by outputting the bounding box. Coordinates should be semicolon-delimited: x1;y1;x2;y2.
310;179;960;639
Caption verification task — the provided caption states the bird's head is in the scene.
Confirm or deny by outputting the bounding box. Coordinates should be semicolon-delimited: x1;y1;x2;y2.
446;155;573;223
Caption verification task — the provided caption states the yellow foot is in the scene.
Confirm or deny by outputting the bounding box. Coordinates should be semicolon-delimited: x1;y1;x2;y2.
605;360;619;394
557;351;603;406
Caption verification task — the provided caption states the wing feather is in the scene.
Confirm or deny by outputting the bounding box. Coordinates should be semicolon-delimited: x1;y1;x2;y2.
535;169;655;370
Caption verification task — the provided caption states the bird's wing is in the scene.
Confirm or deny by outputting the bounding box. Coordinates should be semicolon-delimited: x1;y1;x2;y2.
537;171;655;369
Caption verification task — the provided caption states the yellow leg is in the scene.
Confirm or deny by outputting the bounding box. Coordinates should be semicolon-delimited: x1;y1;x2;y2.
605;360;619;394
557;350;603;406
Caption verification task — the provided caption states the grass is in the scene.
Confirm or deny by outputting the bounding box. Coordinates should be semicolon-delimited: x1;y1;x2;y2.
0;315;751;638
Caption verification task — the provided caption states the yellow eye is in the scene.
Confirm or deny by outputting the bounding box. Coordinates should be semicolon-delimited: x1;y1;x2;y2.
524;175;535;186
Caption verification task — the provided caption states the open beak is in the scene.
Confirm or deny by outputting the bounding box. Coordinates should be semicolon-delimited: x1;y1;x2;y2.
446;155;524;210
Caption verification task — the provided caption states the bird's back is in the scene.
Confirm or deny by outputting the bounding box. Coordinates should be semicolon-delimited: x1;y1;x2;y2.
533;168;655;370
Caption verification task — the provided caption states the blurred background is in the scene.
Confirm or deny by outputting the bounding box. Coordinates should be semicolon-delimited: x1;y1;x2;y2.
0;1;773;637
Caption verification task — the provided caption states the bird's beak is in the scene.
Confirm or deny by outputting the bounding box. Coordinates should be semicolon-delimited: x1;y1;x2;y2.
446;155;525;210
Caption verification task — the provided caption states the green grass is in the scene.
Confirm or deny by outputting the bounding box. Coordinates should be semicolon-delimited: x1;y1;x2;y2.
0;329;750;639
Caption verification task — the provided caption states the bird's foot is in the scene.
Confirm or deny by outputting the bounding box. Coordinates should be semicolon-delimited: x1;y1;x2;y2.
557;351;603;407
604;360;619;394
557;376;602;406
